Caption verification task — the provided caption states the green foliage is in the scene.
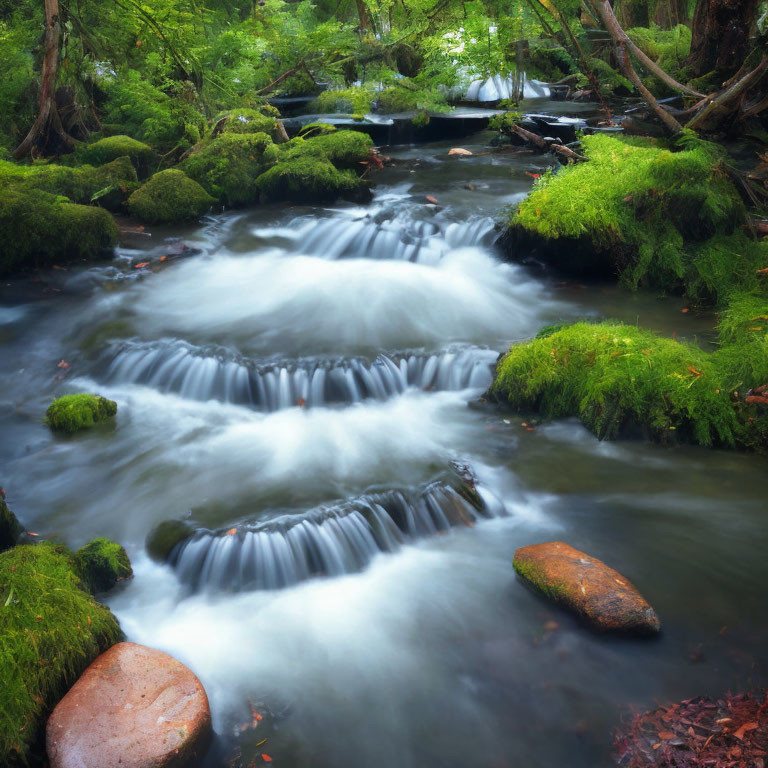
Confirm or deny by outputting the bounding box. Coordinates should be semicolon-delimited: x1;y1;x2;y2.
214;108;285;143
78;136;157;178
374;80;449;114
127;169;214;223
255;156;371;205
74;538;133;594
627;23;692;94
45;394;117;434
513;134;759;304
181;132;280;206
0;21;36;153
298;122;337;137
281;130;373;168
310;88;375;115
713;291;768;388
490;321;766;449
0;542;122;764
0;189;119;275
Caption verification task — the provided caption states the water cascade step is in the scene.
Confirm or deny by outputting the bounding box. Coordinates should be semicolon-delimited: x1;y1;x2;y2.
167;477;507;593
97;341;498;409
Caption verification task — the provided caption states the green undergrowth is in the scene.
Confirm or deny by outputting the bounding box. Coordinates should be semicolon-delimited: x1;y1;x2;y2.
0;190;119;275
627;24;692;95
512;133;766;304
127;169;214;223
490;319;768;450
0;542;123;764
45;394;117;434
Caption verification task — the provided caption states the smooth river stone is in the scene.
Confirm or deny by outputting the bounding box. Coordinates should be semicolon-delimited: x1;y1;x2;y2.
513;541;661;634
47;642;212;768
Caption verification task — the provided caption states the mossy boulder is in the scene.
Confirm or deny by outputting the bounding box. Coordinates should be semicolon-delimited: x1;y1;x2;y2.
146;519;195;562
214;108;286;143
180;132;280;206
501;133;763;304
0;499;23;552
78;135;157;178
513;541;661;634
0;189;119;276
0;157;138;206
489;320;768;450
45;394;117;435
74;538;133;594
255;156;372;205
127;169;215;224
282;130;374;169
0;542;123;765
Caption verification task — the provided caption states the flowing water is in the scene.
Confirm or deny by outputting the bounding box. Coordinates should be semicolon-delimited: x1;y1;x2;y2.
1;120;767;768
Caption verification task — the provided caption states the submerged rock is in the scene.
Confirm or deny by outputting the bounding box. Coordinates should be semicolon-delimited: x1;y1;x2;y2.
47;642;212;768
46;394;117;435
74;538;133;593
0;497;23;552
0;543;123;765
513;541;660;634
127;169;215;224
146;519;195;562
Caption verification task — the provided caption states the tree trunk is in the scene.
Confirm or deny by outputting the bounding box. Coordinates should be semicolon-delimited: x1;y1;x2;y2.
687;0;759;80
14;0;75;158
653;0;690;28
355;0;371;32
615;0;649;28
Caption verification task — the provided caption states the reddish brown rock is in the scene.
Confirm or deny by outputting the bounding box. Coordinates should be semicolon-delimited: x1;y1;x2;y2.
513;541;660;634
47;641;212;768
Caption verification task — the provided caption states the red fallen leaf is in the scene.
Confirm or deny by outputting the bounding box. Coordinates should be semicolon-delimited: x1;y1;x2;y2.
734;722;759;740
746;395;768;404
623;194;634;202
754;384;768;394
525;171;541;179
688;366;703;376
226;528;237;536
525;426;535;432
255;714;263;721
296;397;306;407
757;267;768;275
681;308;690;313
160;255;167;262
52;265;67;271
425;195;439;204
57;360;70;369
658;731;675;740
134;262;150;269
27;532;39;537
261;755;272;762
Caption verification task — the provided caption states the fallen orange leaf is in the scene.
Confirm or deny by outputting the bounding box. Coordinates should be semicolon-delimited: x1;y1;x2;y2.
226;528;237;536
57;360;70;369
134;262;150;269
734;722;759;740
658;731;675;740
262;755;272;762
425;195;438;204
448;147;472;156
681;308;689;313
687;366;703;376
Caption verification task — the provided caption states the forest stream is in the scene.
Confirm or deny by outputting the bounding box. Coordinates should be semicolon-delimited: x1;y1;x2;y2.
2;100;767;767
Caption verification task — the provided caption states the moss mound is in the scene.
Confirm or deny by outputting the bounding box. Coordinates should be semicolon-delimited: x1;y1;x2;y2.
507;133;765;304
0;189;119;276
127;169;214;224
489;321;767;450
0;499;23;553
74;538;133;594
180;132;280;206
78;135;157;178
0;542;122;764
309;88;374;115
215;109;285;143
45;394;117;435
0;157;138;206
255;156;372;205
146;519;194;562
282;130;374;169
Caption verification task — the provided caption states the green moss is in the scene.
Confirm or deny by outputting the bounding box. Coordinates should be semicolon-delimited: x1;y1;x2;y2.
511;134;761;304
713;291;768;389
0;189;119;276
374;82;449;114
78;135;157;178
0;157;137;206
627;24;692;95
298;122;337;138
489;321;767;449
146;520;194;562
281;130;374;169
309;88;374;115
74;538;132;594
255;156;372;205
215;109;285;143
127;169;215;224
0;542;122;764
0;499;23;553
180;132;280;206
513;557;567;601
45;394;117;435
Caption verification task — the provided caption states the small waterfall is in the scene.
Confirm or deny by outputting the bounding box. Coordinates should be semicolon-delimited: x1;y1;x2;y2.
256;214;496;263
464;74;552;102
168;480;506;593
98;341;497;408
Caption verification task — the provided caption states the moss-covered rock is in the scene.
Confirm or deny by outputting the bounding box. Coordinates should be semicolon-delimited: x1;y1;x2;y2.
180;132;280;206
0;542;123;765
281;130;374;169
501;133;765;305
78;135;157;178
0;156;138;206
298;122;338;138
0;189;119;276
489;320;768;450
127;169;214;224
146;519;195;562
0;499;23;553
45;394;117;435
255;156;372;205
214;108;286;143
74;538;133;594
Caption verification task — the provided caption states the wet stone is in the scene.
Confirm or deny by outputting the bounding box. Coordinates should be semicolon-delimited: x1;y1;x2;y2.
47;642;212;768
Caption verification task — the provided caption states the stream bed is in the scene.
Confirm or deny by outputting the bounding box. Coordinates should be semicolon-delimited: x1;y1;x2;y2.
1;117;767;768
